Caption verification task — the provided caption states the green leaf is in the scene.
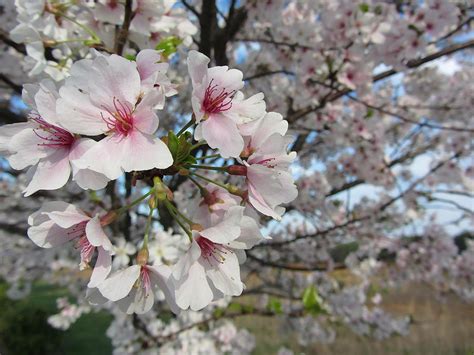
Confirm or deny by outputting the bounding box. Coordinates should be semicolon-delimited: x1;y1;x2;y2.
155;36;183;57
267;298;283;314
227;302;243;313
167;131;179;158
302;285;324;315
365;108;374;119
124;54;136;61
358;3;369;13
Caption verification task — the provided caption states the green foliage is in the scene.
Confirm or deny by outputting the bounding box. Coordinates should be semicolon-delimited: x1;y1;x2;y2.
0;284;62;355
155;36;183;57
267;298;283;314
167;130;197;165
358;3;370;13
302;285;325;315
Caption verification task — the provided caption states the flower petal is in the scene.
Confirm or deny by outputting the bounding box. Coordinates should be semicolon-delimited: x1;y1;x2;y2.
98;265;141;301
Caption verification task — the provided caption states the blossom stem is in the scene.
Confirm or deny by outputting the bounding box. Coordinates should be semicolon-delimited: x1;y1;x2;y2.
176;117;196;137
190;141;207;151
189;172;229;190
194;154;220;160
165;200;194;226
60;13;101;43
188;175;206;192
143;204;155;248
188;164;228;171
116;189;155;215
163;200;192;240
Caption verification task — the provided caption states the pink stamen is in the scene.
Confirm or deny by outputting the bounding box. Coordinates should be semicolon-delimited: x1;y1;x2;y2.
140;266;152;297
196;236;229;265
77;235;95;266
30;113;75;149
202;79;235;114
100;97;134;136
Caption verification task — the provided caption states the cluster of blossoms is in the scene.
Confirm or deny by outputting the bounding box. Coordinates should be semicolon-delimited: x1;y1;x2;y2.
0;46;298;314
9;0;196;79
0;0;473;353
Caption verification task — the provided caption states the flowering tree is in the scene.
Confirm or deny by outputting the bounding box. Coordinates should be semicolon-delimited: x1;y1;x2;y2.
0;0;473;353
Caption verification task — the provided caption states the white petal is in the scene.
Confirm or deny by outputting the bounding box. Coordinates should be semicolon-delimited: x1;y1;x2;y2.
88;247;112;288
174;261;213;311
85;216;113;251
206;251;243;296
98;265;141;301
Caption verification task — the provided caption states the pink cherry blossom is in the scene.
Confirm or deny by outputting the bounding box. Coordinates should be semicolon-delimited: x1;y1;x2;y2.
56;52;173;180
187;50;266;158
172;206;263;311
97;263;178;314
0;80;108;196
27;201;114;288
237;112;298;220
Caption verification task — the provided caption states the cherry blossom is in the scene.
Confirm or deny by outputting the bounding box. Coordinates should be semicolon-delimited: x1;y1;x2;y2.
56;52;174;179
187;50;266;157
27;201;114;288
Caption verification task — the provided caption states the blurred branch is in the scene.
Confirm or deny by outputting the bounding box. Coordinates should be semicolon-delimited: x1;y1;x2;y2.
0;28;26;55
114;0;134;55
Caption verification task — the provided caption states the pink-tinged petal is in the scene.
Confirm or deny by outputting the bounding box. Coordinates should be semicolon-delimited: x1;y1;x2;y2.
70;139;109;190
23;148;71;196
7;127;50;170
174;260;213;311
86;287;109;306
88;247;112;288
199;116;244;158
172;239;201;280
136;49;168;81
133;92;160;134
120;130;173;172
200;206;243;244
187;50;210;86
233;248;247;264
227;92;266;125
206;250;243;296
247;164;298;220
34;79;60;124
98;265;141;301
85;215;113;251
88;55;141;109
228;215;264;250
45;207;90;229
73;135;125;180
72;167;109;191
148;264;180;315
207;66;244;92
117;287;154;314
0;122;34;156
27;220;77;248
28;201;74;226
248;134;295;167
240;112;288;151
56;85;108;136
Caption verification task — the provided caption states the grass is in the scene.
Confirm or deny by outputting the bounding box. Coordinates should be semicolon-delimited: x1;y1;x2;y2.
236;282;474;355
0;281;113;355
1;280;473;354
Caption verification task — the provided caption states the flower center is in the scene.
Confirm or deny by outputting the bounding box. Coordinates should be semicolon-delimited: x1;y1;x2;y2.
30;114;75;149
196;236;229;264
202;79;235;115
139;266;152;297
77;236;95;270
101;97;134;136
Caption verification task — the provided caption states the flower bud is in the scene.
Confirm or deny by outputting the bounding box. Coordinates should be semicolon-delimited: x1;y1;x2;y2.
191;223;203;232
100;211;118;226
136;248;149;266
148;196;157;209
227;165;247;176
